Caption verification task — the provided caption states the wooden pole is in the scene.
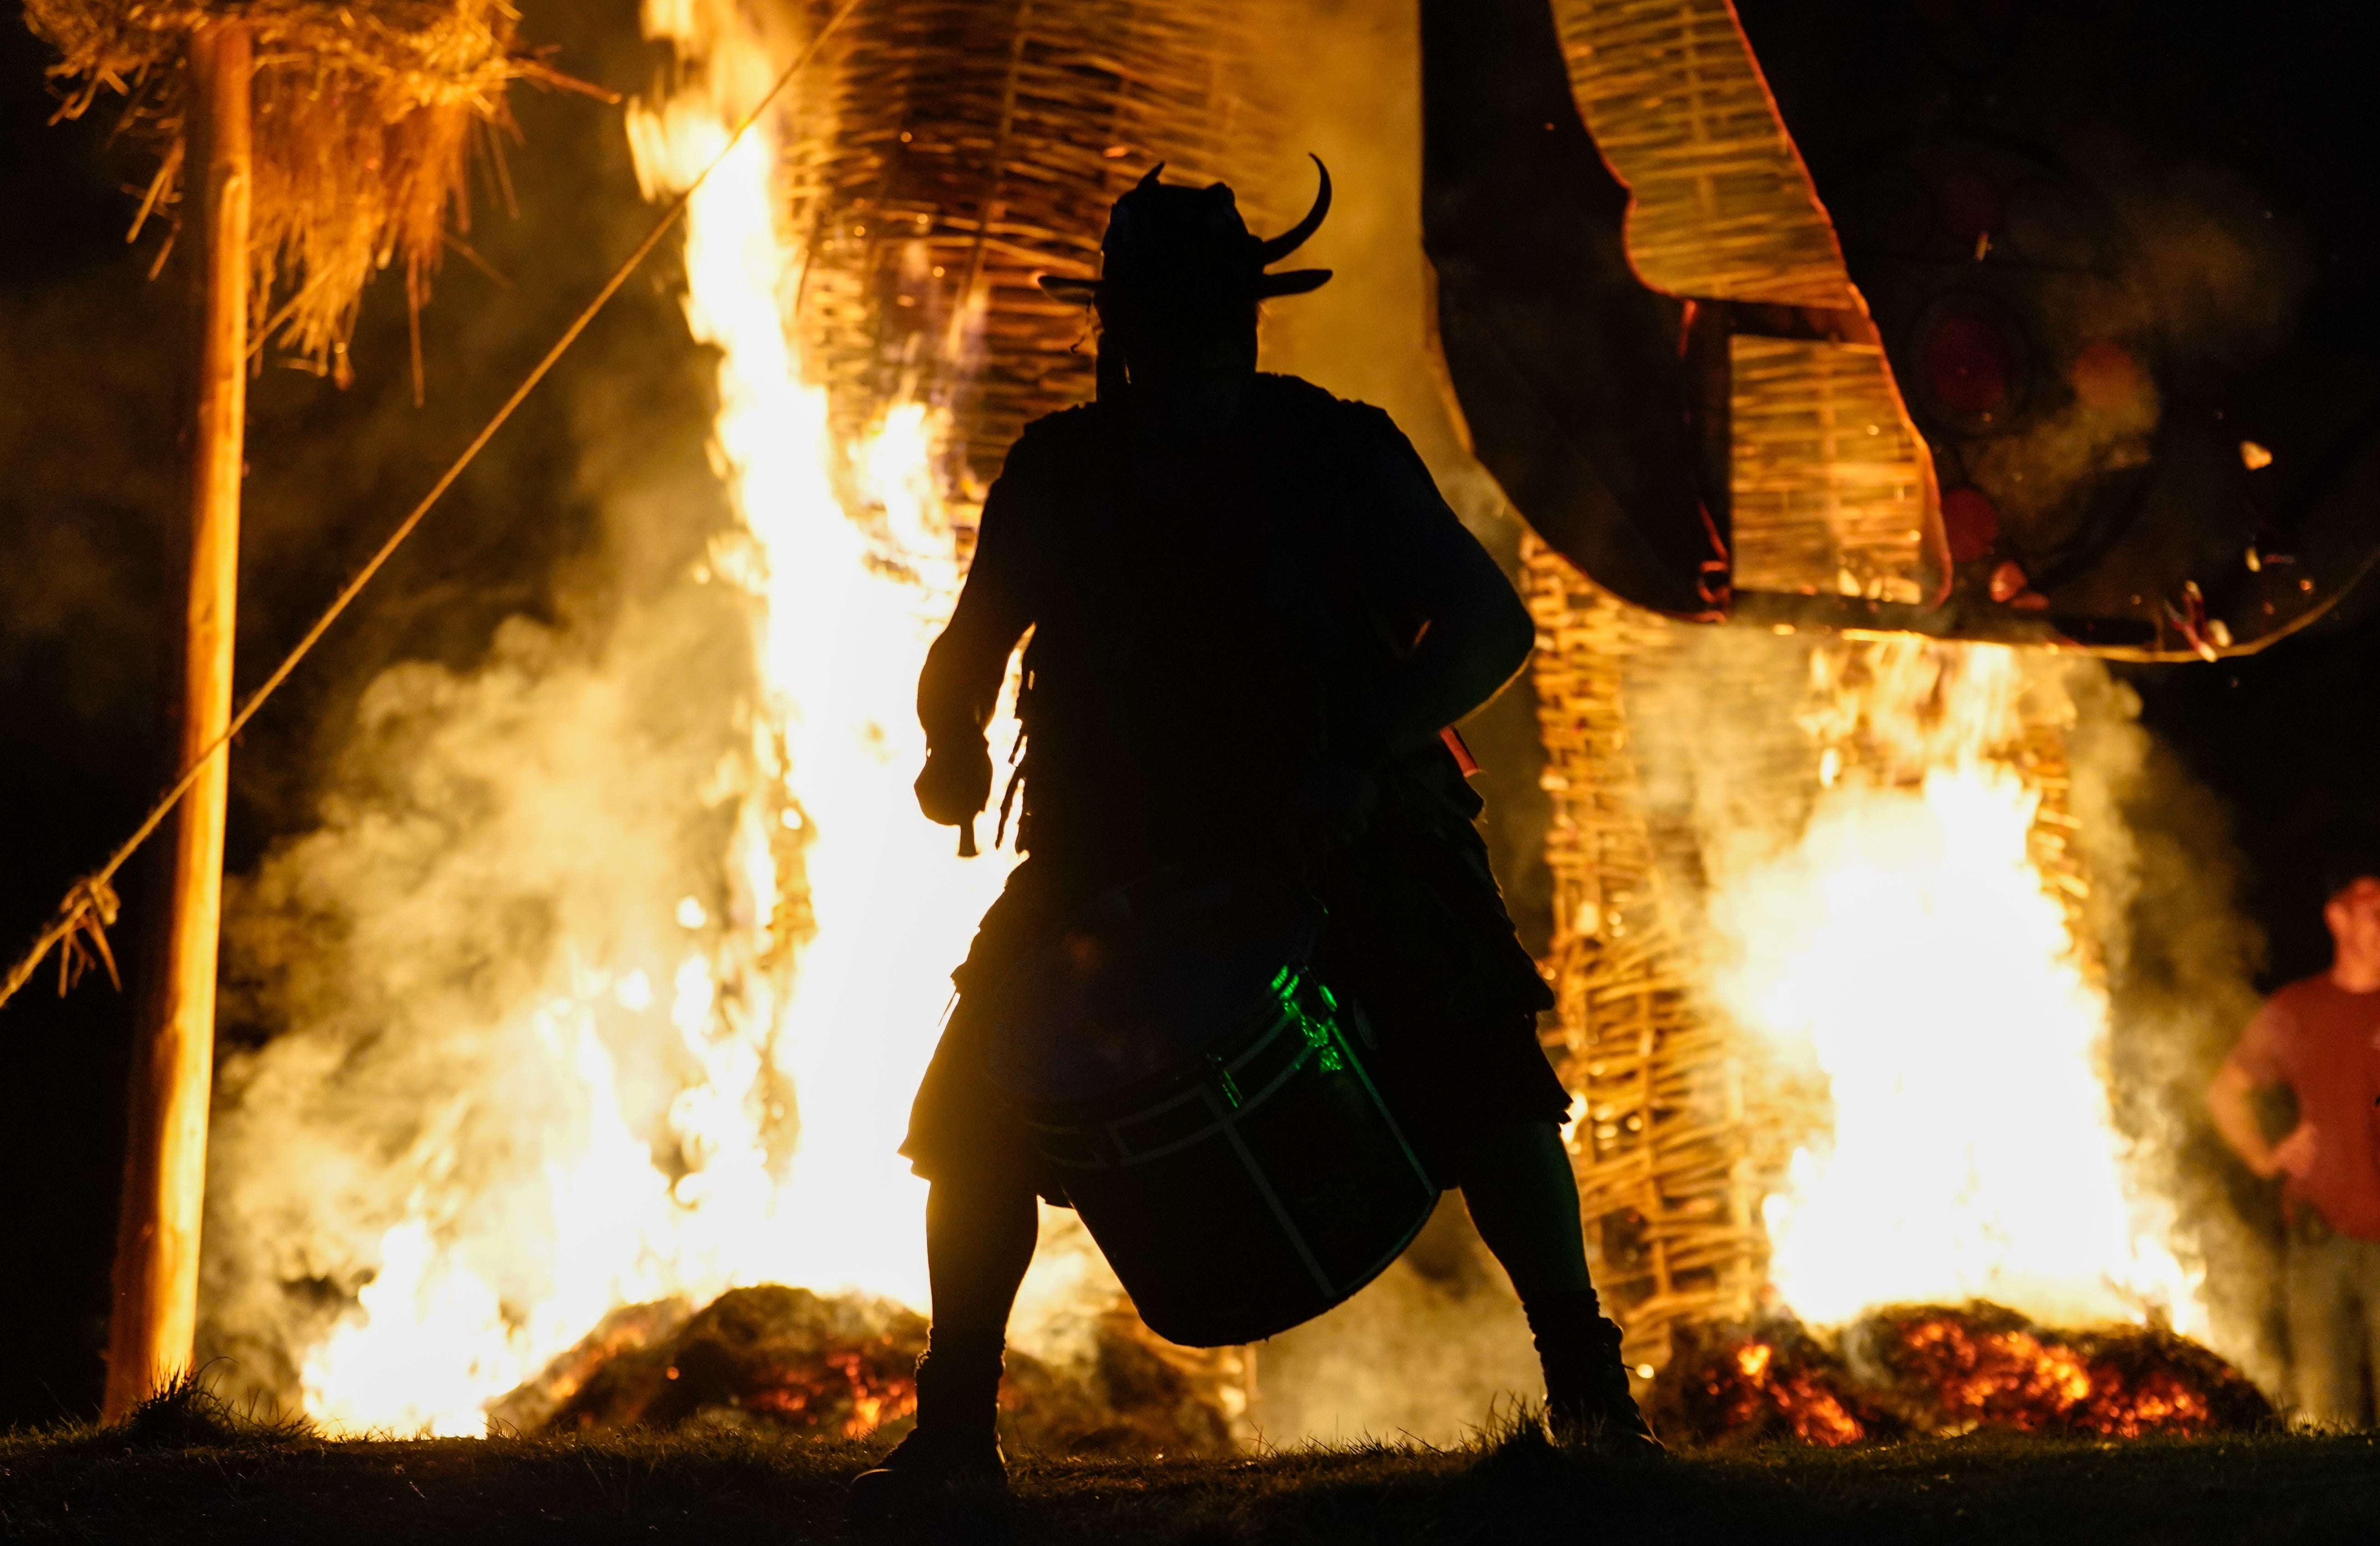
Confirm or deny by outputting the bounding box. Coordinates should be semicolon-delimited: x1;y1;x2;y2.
102;18;250;1424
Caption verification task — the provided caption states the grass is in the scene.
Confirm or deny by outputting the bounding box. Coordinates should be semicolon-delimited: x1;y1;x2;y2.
4;1378;2377;1544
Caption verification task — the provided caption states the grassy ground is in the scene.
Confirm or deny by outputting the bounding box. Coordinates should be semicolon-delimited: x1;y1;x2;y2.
4;1388;2376;1545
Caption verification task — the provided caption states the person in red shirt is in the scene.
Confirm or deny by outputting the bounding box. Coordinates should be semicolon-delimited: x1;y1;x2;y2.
2209;862;2380;1425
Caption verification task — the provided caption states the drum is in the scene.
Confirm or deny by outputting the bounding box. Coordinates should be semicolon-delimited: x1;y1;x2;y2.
984;861;1440;1346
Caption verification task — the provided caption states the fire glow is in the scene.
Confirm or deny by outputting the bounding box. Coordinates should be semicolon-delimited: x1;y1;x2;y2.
1710;638;2197;1335
1683;1306;2248;1446
281;7;2204;1442
297;0;1021;1434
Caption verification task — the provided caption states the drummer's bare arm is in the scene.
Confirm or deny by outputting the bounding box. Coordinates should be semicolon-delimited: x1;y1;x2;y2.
915;471;1036;827
1352;423;1535;756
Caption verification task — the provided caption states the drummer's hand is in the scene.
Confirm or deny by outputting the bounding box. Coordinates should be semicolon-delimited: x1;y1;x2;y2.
1277;758;1378;871
916;739;993;827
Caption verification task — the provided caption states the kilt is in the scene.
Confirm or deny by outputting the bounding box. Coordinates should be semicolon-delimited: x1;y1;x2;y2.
899;768;1567;1204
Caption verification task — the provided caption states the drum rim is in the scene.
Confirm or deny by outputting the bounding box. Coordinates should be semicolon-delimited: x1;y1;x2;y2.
1012;968;1346;1167
982;857;1325;1106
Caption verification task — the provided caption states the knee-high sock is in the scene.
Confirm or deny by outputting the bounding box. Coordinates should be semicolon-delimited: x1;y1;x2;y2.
1454;1119;1593;1306
915;1173;1040;1437
1454;1121;1636;1416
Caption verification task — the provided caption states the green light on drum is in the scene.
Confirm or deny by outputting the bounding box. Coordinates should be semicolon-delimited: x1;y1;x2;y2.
1209;1054;1244;1108
1278;975;1344;1073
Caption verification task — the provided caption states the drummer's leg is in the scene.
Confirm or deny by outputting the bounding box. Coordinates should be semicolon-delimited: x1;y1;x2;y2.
916;1168;1039;1435
1452;1118;1589;1300
1454;1120;1655;1447
850;1170;1036;1515
925;1170;1039;1352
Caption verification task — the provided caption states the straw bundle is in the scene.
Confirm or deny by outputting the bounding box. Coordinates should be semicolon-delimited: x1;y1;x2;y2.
25;0;540;383
786;0;1275;505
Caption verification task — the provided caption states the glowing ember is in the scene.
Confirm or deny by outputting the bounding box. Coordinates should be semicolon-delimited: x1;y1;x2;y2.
1869;1304;2266;1439
1705;1337;1869;1445
1653;1304;2268;1445
1709;638;2197;1334
492;1285;1247;1455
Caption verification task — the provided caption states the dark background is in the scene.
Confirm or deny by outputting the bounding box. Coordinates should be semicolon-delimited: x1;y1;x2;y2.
2;2;2376;1429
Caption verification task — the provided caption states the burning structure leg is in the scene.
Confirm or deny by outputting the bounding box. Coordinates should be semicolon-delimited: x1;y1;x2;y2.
1455;1120;1658;1448
848;1171;1038;1517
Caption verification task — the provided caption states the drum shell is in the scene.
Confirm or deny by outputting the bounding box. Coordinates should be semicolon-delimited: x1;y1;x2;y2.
1010;972;1438;1347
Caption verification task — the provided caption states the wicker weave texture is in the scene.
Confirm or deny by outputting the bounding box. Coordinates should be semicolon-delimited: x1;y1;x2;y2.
1548;0;1848;310
1526;542;2095;1368
1525;540;1800;1369
1730;336;1931;604
1542;0;1938;599
787;0;1275;506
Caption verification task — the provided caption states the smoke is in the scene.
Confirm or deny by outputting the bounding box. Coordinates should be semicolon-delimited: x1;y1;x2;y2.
189;0;767;1419
1251;1196;1540;1446
201;589;758;1410
2099;153;2314;378
2067;663;2284;1395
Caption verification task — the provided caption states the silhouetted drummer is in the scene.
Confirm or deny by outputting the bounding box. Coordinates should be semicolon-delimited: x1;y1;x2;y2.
852;160;1654;1514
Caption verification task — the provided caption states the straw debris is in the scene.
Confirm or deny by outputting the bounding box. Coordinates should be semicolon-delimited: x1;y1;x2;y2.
24;0;550;383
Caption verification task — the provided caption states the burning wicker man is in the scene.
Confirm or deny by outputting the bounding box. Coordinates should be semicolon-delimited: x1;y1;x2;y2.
851;160;1655;1515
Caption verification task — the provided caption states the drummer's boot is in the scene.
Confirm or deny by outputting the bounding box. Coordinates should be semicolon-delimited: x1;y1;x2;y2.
1527;1288;1663;1457
848;1337;1009;1525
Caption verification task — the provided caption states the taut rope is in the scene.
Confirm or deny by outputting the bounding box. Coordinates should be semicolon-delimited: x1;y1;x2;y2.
0;0;866;1014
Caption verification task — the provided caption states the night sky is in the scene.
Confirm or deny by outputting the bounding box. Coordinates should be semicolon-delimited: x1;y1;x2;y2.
2;3;2377;1429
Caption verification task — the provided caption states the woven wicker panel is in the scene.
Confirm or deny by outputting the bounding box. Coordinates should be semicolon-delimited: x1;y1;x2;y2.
1543;0;1939;598
787;0;1274;509
1730;336;1931;604
1526;541;2093;1370
1547;0;1849;310
1523;537;1802;1370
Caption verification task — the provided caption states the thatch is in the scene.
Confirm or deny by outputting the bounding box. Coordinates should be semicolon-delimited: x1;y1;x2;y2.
24;0;541;384
786;0;1277;508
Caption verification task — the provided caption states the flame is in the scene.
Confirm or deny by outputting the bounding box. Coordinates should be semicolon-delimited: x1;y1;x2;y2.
294;0;1032;1434
1711;638;2198;1334
630;1;1017;1306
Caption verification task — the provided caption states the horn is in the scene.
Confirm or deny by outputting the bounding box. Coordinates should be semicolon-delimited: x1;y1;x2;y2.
1134;163;1167;191
1255;154;1332;265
